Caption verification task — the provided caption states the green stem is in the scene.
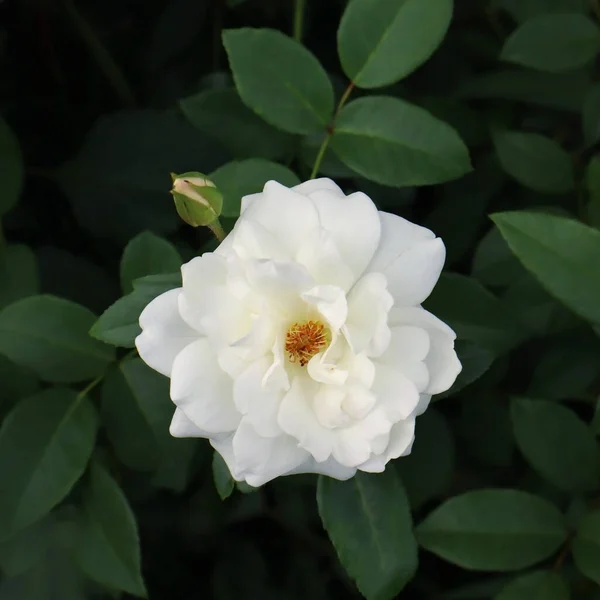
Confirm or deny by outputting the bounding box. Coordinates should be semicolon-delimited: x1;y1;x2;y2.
77;375;103;401
310;81;355;179
293;0;306;42
62;0;136;108
207;219;226;242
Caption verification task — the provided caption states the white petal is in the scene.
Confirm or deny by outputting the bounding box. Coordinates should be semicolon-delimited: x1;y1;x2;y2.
358;420;415;472
233;358;284;437
170;338;240;434
332;408;391;467
230;218;290;261
302;285;347;330
308;190;381;283
292;178;345;197
386;419;416;459
136;288;199;377
341;387;376;420
389;305;457;338
344;273;393;356
426;340;462;395
297;230;355;291
388;306;461;396
372;364;420;421
414;394;432;417
386;326;430;362
288;456;357;480
169;409;206;438
238;181;321;259
232;420;307;478
211;434;245;481
178;254;249;343
384;238;446;306
307;352;348;386
278;376;333;462
367;212;436;274
313;386;351;428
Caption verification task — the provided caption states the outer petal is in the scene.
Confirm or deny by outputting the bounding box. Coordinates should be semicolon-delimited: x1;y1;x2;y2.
344;272;393;356
169;408;229;440
372;363;420;421
389;306;461;396
292;178;345;197
288;456;357;480
308;190;381;283
170;338;240;434
383;238;446;306
358;420;416;473
235;181;320;259
278;377;333;462
233;358;285;437
367;212;436;273
232;420;308;485
136;288;199;377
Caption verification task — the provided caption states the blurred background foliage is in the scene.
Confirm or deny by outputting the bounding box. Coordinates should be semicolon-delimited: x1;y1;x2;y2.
1;0;600;598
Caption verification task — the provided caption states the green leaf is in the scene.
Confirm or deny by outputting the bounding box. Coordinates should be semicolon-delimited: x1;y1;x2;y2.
424;273;525;354
102;358;174;471
317;470;418;600
331;96;471;187
337;0;453;88
0;355;40;415
492;0;590;22
492;131;574;194
91;273;180;347
437;340;495;398
583;84;600;147
120;231;181;293
397;408;454;509
587;155;600;227
527;333;600;400
0;515;53;577
180;88;294;160
511;398;600;492
425;157;504;267
501;14;600;72
211;159;300;218
75;463;146;597
473;227;526;288
58;110;228;242
0;245;39;310
502;274;579;337
0;295;114;383
0;116;24;216
37;246;118;315
492;211;600;325
458;396;515;468
0;388;97;539
222;28;334;134
494;570;569;600
212;452;235;500
573;507;600;585
457;68;591;113
416;489;568;571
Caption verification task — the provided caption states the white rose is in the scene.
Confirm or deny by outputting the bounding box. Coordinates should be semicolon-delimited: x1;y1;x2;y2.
136;178;461;486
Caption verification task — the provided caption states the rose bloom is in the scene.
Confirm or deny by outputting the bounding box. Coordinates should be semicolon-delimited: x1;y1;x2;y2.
136;178;461;486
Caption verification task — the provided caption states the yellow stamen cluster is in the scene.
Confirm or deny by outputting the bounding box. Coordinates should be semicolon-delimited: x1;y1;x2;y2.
285;320;327;366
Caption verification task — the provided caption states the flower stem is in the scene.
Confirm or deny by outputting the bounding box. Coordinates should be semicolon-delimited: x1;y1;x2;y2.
309;81;355;179
76;375;103;401
293;0;306;42
207;219;226;242
62;0;136;108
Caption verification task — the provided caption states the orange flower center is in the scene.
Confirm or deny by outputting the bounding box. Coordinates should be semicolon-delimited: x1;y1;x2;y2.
285;320;328;366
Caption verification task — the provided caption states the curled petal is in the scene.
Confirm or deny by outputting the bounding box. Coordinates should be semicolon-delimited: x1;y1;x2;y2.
136;288;198;377
170;339;240;434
